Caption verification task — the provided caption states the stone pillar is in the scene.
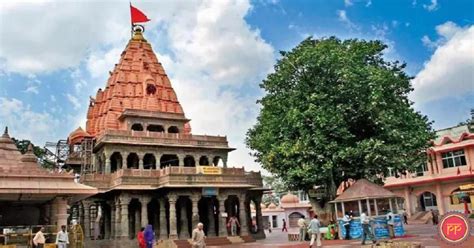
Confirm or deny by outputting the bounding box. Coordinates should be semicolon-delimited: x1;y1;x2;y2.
155;153;162;170
83;201;91;239
217;196;227;237
52;197;69;231
177;154;184;167
168;195;178;239
138;153;144;170
435;183;446;215
222;155;228;168
135;205;141;235
119;195;130;240
141;196;149;227
239;193;249;236
104;203;111;239
254;195;265;239
122;154;128;169
191;195;200;230
110;203;115;239
114;199;121;238
178;198;190;239
105;153;111;174
374;199;379;216
207;199;216;237
366;199;372;216
159;198;167;239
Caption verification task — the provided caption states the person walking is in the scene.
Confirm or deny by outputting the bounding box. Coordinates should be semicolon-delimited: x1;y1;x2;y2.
144;225;154;248
360;212;376;245
308;215;321;248
386;210;395;238
192;223;206;248
431;210;438;225
55;225;69;248
33;226;46;248
281;219;288;232
401;209;408;225
342;212;351;240
227;215;240;236
297;215;306;241
137;227;145;248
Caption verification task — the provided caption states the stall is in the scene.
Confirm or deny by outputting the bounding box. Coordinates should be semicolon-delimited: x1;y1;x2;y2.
330;179;405;240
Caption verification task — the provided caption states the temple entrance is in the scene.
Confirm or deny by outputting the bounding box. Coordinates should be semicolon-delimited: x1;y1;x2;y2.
420;192;437;211
198;197;218;237
127;153;139;169
288;212;303;228
176;196;192;239
225;195;240;235
147;199;160;236
128;199;141;239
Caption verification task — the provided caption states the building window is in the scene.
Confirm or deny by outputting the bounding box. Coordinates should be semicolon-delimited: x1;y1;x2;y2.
441;149;467;168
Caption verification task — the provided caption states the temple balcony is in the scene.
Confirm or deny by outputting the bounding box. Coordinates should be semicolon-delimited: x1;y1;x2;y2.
81;166;263;192
94;129;234;150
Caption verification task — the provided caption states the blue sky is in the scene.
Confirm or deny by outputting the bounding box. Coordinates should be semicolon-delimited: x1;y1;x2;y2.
0;0;473;171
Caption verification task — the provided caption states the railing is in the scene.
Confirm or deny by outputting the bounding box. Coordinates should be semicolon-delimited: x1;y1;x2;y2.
81;167;263;189
95;130;230;148
0;167;73;177
120;109;187;120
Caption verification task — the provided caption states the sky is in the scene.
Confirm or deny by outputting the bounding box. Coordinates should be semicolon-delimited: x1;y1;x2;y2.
0;0;473;172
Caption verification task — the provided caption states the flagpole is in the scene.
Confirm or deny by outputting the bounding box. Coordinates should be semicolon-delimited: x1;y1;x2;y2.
130;2;133;38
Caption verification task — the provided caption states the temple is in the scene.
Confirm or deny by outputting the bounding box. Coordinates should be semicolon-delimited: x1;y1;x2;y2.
65;29;265;247
384;121;474;220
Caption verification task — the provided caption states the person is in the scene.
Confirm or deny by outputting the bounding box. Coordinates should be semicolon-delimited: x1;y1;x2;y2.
431;209;438;225
325;221;336;240
137;227;145;248
227;215;240;236
191;223;206;248
386;210;395;238
281;219;288;232
342;212;351;240
144;224;154;248
55;225;69;248
308;214;321;248
33;226;46;248
401;209;408;225
360;212;376;245
297;215;306;241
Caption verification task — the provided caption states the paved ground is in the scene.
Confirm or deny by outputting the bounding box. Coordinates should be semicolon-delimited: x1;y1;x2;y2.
209;222;474;248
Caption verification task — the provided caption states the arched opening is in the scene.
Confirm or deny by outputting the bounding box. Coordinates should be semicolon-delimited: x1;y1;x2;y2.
128;199;141;239
199;156;209;166
212;156;223;167
288;212;304;228
143;153;156;169
225;195;240;236
419;192;437;211
198;197;218;237
147;124;165;132
110;152;122;173
127;153;139;169
147;199;160;237
160;154;179;168
168;126;179;134
450;188;472;205
177;196;192;239
183;155;196;167
146;84;157;95
131;123;144;131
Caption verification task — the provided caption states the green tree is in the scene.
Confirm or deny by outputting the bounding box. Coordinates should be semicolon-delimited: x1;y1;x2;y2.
262;175;288;206
246;37;434;209
12;138;55;169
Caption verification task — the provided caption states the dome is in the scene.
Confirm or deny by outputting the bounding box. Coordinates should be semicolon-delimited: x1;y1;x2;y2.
68;127;92;145
281;192;299;204
268;203;277;209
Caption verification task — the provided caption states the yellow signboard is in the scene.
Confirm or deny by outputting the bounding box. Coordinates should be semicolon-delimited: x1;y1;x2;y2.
460;184;474;190
196;166;222;175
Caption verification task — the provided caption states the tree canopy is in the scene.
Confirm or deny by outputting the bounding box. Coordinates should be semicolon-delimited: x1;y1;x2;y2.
246;37;434;203
12;138;55;169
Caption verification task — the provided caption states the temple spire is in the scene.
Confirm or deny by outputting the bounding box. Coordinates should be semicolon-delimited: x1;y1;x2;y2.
2;126;9;139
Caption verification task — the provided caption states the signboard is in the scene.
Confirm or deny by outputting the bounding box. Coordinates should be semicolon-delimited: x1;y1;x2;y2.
460;183;474;190
337;214;405;240
438;211;471;245
202;187;219;196
196;166;222;175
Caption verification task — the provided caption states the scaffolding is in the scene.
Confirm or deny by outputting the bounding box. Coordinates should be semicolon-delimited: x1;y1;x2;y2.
43;137;94;175
44;140;69;170
80;137;94;175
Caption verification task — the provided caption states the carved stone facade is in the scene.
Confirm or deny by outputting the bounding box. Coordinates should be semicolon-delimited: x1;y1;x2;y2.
66;30;264;247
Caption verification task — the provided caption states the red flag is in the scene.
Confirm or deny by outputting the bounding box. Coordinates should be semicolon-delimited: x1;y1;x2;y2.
457;167;461;175
130;4;150;24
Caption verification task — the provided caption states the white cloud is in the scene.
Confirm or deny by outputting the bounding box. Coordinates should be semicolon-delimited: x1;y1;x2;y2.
66;93;81;110
344;0;353;7
24;85;39;94
411;22;474;104
421;21;464;49
423;0;438;12
366;0;372;7
337;10;359;30
0;97;60;144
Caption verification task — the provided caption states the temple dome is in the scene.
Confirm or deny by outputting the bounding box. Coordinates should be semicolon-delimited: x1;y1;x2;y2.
281;192;299;204
268;203;277;209
68;127;92;145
